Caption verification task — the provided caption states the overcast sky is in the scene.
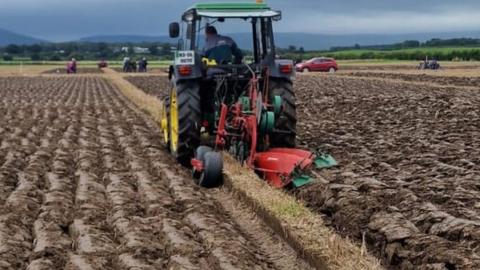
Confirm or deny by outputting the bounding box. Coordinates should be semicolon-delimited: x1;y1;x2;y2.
2;0;480;41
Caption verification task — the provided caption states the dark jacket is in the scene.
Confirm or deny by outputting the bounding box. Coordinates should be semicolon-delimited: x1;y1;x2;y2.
203;34;243;64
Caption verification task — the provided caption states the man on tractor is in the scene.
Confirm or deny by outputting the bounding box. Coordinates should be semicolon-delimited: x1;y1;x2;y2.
203;26;243;65
163;2;336;188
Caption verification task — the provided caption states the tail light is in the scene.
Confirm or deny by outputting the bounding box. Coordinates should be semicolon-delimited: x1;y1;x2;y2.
178;65;192;76
280;64;293;74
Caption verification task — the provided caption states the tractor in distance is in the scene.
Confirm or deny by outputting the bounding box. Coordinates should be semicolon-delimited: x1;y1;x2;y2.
162;1;337;189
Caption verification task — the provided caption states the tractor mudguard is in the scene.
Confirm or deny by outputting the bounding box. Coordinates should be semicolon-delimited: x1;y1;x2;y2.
264;59;296;80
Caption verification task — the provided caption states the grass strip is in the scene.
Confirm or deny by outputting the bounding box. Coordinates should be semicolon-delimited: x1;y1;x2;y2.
103;68;163;125
223;155;382;270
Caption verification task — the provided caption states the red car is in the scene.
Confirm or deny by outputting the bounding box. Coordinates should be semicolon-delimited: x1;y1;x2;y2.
296;57;338;73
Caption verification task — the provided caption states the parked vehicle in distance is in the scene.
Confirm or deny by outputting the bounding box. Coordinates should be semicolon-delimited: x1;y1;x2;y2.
296;57;338;73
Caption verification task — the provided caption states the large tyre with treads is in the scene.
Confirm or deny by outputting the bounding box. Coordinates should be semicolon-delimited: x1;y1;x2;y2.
268;78;297;147
169;80;201;165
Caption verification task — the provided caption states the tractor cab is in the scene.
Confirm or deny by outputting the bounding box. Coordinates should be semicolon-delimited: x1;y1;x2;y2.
168;2;294;81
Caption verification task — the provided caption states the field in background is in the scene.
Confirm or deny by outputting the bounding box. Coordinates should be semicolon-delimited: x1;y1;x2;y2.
2;59;480;78
0;65;62;75
0;61;170;75
320;46;480;60
337;59;480;66
0;60;171;68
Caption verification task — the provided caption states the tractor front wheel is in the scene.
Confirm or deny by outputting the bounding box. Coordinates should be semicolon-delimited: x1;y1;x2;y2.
168;80;201;165
268;79;297;148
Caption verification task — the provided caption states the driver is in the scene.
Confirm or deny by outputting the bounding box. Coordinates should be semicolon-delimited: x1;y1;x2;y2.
203;26;243;65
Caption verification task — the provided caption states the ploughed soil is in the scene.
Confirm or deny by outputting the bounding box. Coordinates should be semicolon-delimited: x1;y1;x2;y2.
42;67;104;74
340;64;480;71
0;76;310;270
124;75;171;100
124;73;480;269
295;75;480;269
113;68;168;74
340;65;415;71
339;71;480;88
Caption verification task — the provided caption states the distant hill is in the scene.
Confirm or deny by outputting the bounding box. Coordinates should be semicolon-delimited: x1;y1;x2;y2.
79;31;480;50
234;32;480;50
0;28;46;46
4;29;480;50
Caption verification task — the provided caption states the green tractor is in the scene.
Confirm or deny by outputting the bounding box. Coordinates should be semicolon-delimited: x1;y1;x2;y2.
162;2;335;188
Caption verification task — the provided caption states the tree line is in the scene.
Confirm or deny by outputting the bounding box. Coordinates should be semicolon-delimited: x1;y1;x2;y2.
3;37;480;62
281;38;480;61
330;38;480;51
0;42;174;61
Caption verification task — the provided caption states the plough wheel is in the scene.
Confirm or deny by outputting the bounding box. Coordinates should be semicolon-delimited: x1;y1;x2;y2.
193;146;212;182
199;152;223;188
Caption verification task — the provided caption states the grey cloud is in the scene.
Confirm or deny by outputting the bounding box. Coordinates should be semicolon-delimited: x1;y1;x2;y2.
1;0;480;40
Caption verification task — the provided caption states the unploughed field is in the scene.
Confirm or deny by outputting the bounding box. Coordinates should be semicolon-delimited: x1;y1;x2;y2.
337;63;480;71
112;68;169;74
42;68;104;74
128;73;480;269
0;76;310;270
338;71;480;88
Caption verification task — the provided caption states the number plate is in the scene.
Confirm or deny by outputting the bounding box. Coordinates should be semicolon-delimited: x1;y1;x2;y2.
175;51;195;65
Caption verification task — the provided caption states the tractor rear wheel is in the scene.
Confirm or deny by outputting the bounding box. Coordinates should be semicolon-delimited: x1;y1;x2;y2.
169;80;201;165
268;79;297;148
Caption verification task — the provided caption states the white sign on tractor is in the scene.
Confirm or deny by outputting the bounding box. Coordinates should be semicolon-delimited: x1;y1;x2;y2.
175;50;195;65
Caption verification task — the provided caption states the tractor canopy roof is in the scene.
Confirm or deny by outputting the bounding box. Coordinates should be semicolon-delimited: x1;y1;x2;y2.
182;2;281;20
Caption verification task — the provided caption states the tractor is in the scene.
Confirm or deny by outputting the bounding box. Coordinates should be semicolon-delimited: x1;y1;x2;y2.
417;57;440;70
162;1;337;189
